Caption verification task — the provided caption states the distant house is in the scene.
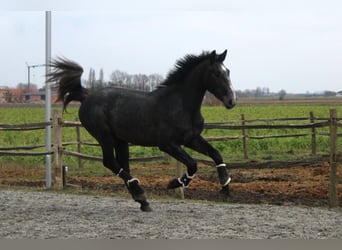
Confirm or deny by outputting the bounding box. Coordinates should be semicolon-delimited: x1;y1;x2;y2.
24;91;46;102
0;86;58;103
336;91;342;97
0;86;25;103
24;91;58;103
0;86;11;103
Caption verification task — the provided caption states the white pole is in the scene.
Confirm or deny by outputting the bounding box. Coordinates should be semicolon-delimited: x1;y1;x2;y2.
45;11;52;188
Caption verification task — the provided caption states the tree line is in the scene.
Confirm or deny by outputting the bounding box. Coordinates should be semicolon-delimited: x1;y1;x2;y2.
83;68;289;100
4;67;337;104
84;68;164;92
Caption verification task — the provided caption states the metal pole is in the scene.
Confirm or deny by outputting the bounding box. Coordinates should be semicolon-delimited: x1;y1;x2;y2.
45;11;52;188
27;66;30;91
26;64;45;92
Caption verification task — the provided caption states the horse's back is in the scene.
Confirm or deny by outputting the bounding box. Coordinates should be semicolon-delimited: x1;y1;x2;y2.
78;86;203;147
79;87;159;145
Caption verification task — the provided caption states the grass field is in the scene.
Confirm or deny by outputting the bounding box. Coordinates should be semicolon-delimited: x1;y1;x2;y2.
1;98;342;171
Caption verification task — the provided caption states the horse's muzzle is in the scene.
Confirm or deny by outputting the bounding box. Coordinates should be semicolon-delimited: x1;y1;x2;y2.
222;95;236;109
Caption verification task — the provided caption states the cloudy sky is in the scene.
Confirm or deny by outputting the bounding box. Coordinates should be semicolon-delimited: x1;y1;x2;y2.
0;0;341;93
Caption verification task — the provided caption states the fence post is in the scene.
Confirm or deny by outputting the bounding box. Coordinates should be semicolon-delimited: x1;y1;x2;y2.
53;110;63;189
75;119;83;168
175;161;185;199
329;109;339;207
310;111;316;155
241;114;248;159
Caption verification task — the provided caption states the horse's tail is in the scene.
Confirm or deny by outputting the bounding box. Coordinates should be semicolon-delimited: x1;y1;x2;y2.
47;57;88;110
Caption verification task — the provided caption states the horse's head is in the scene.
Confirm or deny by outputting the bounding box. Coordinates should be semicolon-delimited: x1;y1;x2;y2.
204;50;236;109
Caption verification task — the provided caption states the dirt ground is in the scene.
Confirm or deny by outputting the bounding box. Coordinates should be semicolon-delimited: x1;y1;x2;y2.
1;160;341;207
2;189;341;239
1;160;342;239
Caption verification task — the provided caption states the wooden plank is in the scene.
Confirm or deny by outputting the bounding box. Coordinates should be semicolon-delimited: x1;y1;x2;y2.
329;109;339;207
206;136;240;141
53;110;63;189
248;133;308;139
0;122;50;131
310;111;317;155
75;119;83;168
0;151;51;156
61;121;82;127
62;149;165;163
62;150;102;161
204;121;329;130
241;114;248;159
0;144;46;151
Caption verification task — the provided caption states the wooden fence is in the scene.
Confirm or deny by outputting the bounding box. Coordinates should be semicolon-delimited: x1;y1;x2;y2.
0;109;340;207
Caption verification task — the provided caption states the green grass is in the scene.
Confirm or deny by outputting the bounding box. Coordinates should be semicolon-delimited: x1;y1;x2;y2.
200;105;342;162
1;103;342;171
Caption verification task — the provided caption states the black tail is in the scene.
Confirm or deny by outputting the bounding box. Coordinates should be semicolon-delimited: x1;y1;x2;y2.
47;57;88;110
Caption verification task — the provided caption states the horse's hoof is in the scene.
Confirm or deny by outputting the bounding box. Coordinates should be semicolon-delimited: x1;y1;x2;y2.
140;204;153;212
137;199;152;212
167;178;183;189
220;185;230;200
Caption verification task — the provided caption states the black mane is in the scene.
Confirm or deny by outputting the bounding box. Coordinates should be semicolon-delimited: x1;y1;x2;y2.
159;51;212;87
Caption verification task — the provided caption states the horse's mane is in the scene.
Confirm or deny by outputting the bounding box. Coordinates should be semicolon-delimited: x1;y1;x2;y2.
159;51;212;87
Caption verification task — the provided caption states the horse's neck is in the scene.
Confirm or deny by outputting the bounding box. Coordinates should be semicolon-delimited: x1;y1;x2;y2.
153;64;207;113
180;68;207;111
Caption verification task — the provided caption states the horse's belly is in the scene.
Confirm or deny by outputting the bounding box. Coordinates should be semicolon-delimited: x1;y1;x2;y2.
119;133;159;146
114;122;160;146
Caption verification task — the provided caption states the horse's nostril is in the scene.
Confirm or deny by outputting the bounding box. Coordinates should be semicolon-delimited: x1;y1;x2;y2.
229;98;237;108
223;97;236;109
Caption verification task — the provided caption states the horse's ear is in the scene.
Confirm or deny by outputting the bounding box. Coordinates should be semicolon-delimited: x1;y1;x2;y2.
210;50;216;64
217;49;227;62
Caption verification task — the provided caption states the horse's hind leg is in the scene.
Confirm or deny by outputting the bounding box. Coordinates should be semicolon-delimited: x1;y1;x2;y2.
99;136;152;211
113;139;151;210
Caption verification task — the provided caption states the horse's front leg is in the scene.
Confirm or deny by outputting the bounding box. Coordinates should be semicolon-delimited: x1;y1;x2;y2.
159;144;197;189
185;136;231;196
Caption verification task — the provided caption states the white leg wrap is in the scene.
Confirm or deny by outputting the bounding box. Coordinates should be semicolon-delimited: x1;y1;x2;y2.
127;177;140;185
185;171;195;179
216;163;230;186
116;168;124;176
222;177;231;187
177;178;185;187
216;163;226;168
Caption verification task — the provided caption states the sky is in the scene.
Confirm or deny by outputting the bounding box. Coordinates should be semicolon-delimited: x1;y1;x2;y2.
0;0;341;93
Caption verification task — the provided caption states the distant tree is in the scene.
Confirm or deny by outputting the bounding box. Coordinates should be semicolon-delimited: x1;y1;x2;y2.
264;87;270;96
87;68;96;90
134;74;149;91
109;70;164;92
324;90;336;97
255;87;262;97
98;68;104;88
235;90;245;98
17;82;37;91
110;70;128;86
278;89;287;100
148;74;164;90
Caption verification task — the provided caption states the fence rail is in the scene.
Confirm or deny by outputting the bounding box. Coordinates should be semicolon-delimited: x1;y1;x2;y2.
0;112;339;160
0;109;340;207
0;122;51;131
